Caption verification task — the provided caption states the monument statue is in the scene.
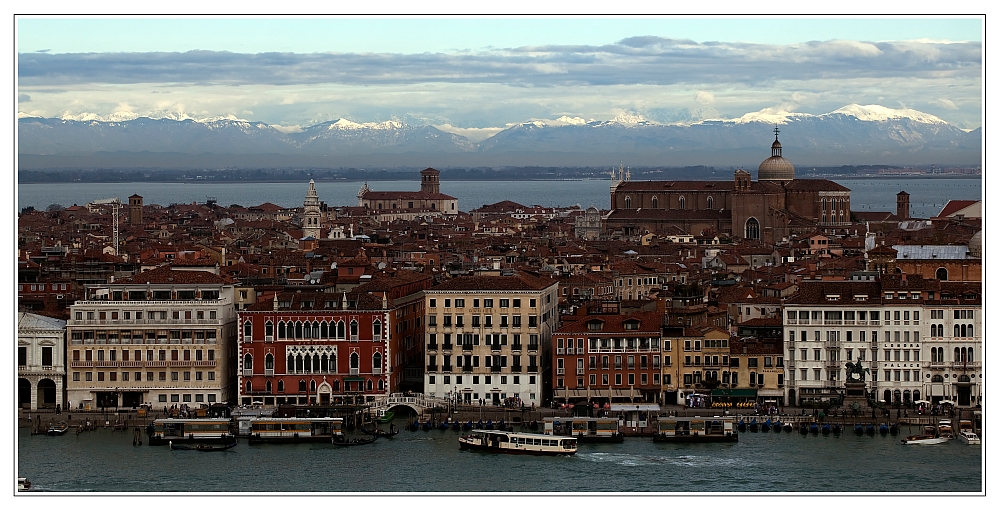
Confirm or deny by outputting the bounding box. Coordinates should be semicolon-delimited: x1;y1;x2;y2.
844;361;870;382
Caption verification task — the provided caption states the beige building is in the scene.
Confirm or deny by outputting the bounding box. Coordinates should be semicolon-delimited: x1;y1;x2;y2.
423;271;559;406
18;313;67;410
65;264;237;410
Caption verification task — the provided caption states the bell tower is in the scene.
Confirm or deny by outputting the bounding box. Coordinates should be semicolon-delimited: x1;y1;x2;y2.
128;194;143;225
303;180;322;239
420;168;440;195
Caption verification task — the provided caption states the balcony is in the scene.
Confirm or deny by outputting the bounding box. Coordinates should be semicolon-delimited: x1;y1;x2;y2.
463;365;473;372
512;344;522;352
350;335;359;342
786;319;798;325
511;365;521;373
491;346;501;352
442;343;453;351
442;365;453;372
527;365;538;373
556;348;564;355
350;368;359;375
193;360;216;367
373;367;382;375
265;335;274;343
265;369;274;377
242;369;253;376
556;368;565;375
491;366;502;373
528;344;539;352
462;344;474;351
427;364;438;372
428;344;438;351
576;369;585;375
589;364;597;370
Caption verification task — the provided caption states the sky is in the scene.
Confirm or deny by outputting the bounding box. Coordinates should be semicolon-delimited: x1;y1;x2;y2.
15;15;985;140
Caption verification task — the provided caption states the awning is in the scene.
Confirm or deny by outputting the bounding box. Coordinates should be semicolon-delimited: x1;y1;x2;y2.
552;390;566;398
610;404;661;412
711;389;758;398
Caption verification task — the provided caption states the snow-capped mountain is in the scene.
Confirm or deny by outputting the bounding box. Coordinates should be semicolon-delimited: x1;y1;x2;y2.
17;105;980;168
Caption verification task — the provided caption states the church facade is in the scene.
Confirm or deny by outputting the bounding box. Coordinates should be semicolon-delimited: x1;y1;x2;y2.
606;130;851;244
357;168;458;221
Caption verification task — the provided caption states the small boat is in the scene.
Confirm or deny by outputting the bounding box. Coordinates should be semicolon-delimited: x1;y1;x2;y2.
821;423;831;435
737;419;747;432
772;421;783;433
464;420;473;431
451;421;462;431
459;430;577;455
831;424;842;434
854;424;864;435
748;418;759;432
938;420;954;439
438;421;450;431
889;423;899;435
958;431;981;445
783;423;793;432
408;420;419;432
485;420;494;430
866;424;876;435
497;419;506;430
332;435;378;446
361;423;399;438
422;421;433;431
901;434;950;445
798;423;808;435
377;411;395;424
809;422;819;434
46;421;70;436
476;419;484;429
169;440;237;451
761;419;771;433
879;424;889;435
18;477;31;491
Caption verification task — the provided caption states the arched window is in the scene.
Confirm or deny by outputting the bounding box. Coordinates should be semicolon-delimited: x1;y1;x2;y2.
745;217;760;240
679;196;686;209
296;354;304;373
278;321;285;339
903;390;911;403
378;379;385;391
954;347;960;362
707;196;714;210
372;352;382;372
931;349;937;363
893;389;901;403
350;320;359;338
246;381;252;393
624;196;631;209
265;380;272;393
333;380;340;392
299;379;306;392
932;375;944;383
912;390;920;402
295;321;303;338
277;380;284;392
313;354;320;372
330;354;337;372
312;321;320;338
883;390;891;403
287;356;294;373
366;379;374;391
286;322;294;339
310;380;316;392
960;324;967;337
243;321;252;339
936;267;948;281
303;322;311;339
243;353;253;372
968;348;973;363
350;352;360;370
651;196;658;209
321;354;328;373
373;320;382;338
265;353;274;370
265;321;273;337
968;325;973;337
954;325;961;337
337;321;346;339
320;321;328;338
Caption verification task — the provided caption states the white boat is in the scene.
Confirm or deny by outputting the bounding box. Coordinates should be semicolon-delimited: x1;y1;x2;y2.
901;434;950;445
147;418;235;446
18;477;31;491
958;431;981;445
459;429;577;455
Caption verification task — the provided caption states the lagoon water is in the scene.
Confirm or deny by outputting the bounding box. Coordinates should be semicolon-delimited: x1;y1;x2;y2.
17;421;982;493
16;178;982;221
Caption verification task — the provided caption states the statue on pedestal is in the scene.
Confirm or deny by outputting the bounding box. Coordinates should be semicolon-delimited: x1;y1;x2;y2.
845;361;870;382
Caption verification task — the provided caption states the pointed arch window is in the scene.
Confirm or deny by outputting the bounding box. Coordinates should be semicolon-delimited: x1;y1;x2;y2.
265;380;272;393
745;217;760;240
679;196;686;210
350;320;359;339
373;319;382;338
287;355;295;373
310;380;317;392
312;321;320;338
330;353;337;372
320;321;329;338
707;196;714;210
265;321;273;338
366;379;374;391
265;353;274;370
277;380;284;393
245;380;252;393
350;352;360;371
337;321;346;339
299;379;307;392
278;321;286;339
295;321;303;338
243;353;253;372
651;196;658;209
624;196;631;209
372;352;383;372
286;322;294;339
378;379;385;391
243;321;252;339
313;354;320;372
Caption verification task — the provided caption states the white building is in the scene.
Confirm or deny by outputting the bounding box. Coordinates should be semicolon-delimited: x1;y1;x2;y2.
423;271;559;406
65;264;238;410
18;312;67;410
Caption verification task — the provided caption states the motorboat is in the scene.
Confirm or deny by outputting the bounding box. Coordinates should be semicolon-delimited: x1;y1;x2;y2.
18;477;31;491
938;419;954;439
377;411;395;424
170;440;237;451
543;417;624;443
958;431;981;445
46;421;70;436
782;422;793;432
901;434;950;445
459;430;577;455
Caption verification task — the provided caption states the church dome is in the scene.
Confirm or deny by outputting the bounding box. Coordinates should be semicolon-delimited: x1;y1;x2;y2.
758;131;795;181
969;230;981;258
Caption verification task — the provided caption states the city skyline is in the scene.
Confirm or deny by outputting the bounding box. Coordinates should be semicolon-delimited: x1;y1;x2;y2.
17;16;984;141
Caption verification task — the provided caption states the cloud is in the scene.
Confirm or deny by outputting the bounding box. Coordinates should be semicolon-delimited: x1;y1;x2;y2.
433;124;504;142
18;93;30;103
930;98;959;110
694;90;714;105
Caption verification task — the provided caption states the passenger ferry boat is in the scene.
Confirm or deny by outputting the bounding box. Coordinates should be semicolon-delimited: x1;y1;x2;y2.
459;429;577;455
247;417;344;444
653;416;738;443
147;418;235;446
542;417;624;443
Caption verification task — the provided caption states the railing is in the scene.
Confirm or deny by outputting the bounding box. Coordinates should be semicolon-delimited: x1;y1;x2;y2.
243;369;253;376
350;368;359;375
265;369;274;376
527;365;538;373
463;366;473;372
870;320;880;326
566;348;574;355
373;335;382;342
556;368;565;375
462;344;474;351
427;364;438;372
70;318;225;326
528;344;539;351
556;348;564;355
512;344;522;351
491;366;502;373
350;335;359;342
786;319;798;325
193;360;216;367
442;343;453;350
511;365;521;372
491;346;501;352
428;344;438;351
442;365;453;372
576;369;585;375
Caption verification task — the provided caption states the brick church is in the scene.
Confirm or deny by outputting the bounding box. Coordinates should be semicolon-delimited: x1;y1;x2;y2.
605;129;851;244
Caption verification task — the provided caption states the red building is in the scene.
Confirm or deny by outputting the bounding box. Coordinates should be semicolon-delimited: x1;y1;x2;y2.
237;269;431;406
552;304;663;405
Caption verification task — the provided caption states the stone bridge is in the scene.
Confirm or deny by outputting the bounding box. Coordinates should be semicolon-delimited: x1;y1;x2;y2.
371;393;450;417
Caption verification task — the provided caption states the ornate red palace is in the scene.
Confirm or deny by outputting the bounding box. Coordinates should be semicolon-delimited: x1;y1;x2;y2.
237;269;431;406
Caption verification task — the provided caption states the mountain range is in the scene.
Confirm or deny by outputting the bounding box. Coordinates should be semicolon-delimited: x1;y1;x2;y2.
17;105;982;169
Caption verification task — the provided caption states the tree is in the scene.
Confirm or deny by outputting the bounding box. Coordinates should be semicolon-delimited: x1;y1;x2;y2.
46;203;65;212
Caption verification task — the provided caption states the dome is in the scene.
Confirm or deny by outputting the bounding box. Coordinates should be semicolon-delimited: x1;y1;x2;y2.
758;131;795;180
969;230;981;258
